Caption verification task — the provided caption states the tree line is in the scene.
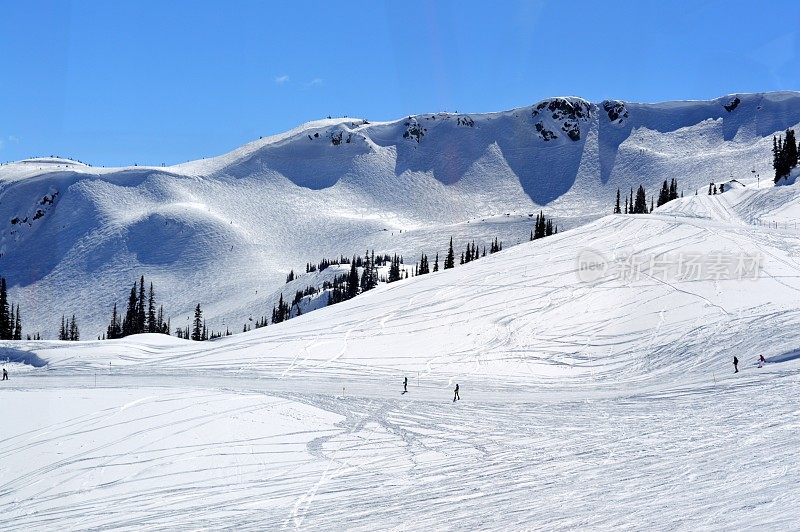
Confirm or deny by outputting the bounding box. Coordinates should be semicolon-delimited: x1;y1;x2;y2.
16;216;561;341
0;278;23;340
105;276;170;339
773;129;798;182
614;179;681;214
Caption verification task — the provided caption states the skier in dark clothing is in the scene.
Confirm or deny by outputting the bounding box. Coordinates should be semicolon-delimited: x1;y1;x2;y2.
733;356;739;373
403;376;408;393
2;368;7;381
453;383;460;402
758;355;766;368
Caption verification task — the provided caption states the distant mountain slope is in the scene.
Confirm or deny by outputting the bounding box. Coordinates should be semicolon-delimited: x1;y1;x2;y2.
1;92;799;338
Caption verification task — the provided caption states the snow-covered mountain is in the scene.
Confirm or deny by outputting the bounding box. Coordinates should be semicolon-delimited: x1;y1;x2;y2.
4;175;800;528
2;91;799;338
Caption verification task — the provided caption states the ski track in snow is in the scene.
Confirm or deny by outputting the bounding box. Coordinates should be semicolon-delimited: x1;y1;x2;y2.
1;369;799;530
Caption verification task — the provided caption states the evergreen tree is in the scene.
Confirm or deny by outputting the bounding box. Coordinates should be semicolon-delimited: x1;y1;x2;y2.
633;185;647;214
614;188;621;214
107;303;122;339
157;304;165;334
136;276;146;334
433;252;439;272
364;250;378;291
629;188;634;214
147;283;156;333
624;196;628;214
347;256;359;299
13;305;21;340
657;180;669;207
444;238;455;269
123;284;137;336
360;250;371;292
418;253;430;275
388;254;401;282
69;315;79;341
786;129;798;170
191;304;203;341
59;315;67;341
0;278;9;340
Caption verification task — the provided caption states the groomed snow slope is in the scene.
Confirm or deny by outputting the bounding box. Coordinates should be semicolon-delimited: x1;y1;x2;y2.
2;183;800;528
2;92;800;338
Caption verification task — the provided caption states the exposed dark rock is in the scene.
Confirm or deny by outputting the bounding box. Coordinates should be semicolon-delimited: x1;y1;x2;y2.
724;97;741;112
602;100;629;123
535;122;557;141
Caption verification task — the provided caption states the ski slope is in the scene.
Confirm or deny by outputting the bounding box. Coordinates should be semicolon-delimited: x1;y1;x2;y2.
1;92;800;339
3;180;800;528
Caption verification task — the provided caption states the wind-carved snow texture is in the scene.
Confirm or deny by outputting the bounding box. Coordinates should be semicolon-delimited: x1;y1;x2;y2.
1;92;800;342
3;177;800;527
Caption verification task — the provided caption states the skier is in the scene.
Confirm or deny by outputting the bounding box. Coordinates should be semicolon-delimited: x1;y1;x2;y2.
403;376;408;394
453;383;460;402
733;356;739;373
1;367;7;381
758;354;766;368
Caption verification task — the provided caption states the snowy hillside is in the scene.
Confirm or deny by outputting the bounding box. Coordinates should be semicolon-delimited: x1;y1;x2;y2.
2;91;800;338
4;179;800;528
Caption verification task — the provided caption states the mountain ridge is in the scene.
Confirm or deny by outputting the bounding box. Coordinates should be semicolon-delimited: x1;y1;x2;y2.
1;91;799;338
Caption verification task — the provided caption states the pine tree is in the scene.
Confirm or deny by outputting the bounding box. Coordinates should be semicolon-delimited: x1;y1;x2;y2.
364;250;378;291
433;252;439;272
147;283;156;333
786;130;798;168
614;188;621;214
657;180;669;207
69;315;79;341
360;250;371;292
388;254;401;282
624;196;628;214
59;315;67;341
347;256;359;299
444;238;455;269
156;304;165;334
191;304;203;341
13;305;21;340
0;278;9;340
123;284;137;336
418;253;430;275
629;188;634;214
107;302;122;339
136;276;146;334
633;185;647;214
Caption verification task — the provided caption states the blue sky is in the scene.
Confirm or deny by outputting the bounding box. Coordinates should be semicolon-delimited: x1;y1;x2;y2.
1;0;798;166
